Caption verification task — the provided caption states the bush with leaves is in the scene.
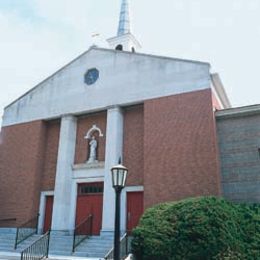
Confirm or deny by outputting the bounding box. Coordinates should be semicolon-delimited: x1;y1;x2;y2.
131;197;260;260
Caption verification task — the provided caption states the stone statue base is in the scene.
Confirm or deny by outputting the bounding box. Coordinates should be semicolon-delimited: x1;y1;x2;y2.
87;159;99;164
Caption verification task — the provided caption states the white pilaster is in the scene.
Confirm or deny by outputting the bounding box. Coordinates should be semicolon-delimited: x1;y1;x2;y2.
51;115;77;232
102;106;124;233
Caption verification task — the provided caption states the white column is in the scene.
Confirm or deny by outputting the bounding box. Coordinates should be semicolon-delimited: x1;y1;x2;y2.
51;115;77;232
101;106;124;234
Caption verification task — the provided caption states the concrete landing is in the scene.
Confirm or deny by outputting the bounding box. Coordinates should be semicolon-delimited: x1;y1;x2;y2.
0;252;104;260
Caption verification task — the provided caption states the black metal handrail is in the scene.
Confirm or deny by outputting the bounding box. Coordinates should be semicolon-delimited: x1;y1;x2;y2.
14;214;39;249
0;218;16;222
104;233;132;260
0;217;16;224
21;231;50;260
0;218;17;228
72;214;93;252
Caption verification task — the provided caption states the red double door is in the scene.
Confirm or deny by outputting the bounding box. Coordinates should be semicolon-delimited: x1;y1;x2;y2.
43;188;143;235
76;183;104;235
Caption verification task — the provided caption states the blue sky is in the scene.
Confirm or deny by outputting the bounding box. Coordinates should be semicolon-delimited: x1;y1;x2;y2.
1;0;260;125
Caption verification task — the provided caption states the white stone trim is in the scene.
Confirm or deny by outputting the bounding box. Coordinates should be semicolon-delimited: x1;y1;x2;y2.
38;191;54;234
72;162;105;179
121;186;144;232
211;73;231;109
84;124;104;139
72;161;105;170
125;186;144;192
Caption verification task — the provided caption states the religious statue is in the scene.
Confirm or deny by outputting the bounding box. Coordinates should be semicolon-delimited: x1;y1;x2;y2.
87;135;98;163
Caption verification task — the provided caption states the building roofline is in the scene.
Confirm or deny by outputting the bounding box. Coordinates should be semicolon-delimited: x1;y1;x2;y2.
216;103;260;119
94;47;211;66
4;46;210;110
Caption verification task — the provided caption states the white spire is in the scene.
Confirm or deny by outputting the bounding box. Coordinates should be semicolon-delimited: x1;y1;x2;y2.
107;0;141;52
117;0;131;36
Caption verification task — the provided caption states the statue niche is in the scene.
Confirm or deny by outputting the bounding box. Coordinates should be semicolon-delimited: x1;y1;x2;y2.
84;124;104;164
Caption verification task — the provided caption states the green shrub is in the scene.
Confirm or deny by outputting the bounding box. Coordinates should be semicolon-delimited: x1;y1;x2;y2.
213;247;243;259
131;197;260;260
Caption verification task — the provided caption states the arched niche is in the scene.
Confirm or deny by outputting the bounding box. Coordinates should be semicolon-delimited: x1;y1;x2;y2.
84;124;104;139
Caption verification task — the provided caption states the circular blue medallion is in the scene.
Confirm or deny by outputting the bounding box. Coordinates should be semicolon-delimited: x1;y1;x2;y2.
84;68;99;85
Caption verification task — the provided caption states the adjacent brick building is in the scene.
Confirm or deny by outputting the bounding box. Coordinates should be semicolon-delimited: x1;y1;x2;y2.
216;105;260;203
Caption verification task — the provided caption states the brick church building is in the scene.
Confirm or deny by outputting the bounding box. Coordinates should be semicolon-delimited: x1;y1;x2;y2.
0;0;259;258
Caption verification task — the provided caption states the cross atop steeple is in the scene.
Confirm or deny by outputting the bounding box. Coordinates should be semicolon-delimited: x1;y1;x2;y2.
107;0;141;52
117;0;131;36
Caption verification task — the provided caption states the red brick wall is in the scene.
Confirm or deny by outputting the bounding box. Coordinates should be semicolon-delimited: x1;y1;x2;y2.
74;112;107;164
143;89;221;208
41;120;60;191
0;121;46;226
123;105;144;186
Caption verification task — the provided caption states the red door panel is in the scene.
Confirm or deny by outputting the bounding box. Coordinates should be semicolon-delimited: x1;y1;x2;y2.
76;183;104;235
43;196;53;233
127;192;144;232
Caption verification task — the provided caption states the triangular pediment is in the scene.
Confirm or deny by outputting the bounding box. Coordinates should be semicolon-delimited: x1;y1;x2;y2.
3;47;210;126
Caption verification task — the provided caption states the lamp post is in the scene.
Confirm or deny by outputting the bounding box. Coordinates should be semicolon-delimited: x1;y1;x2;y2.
111;163;128;260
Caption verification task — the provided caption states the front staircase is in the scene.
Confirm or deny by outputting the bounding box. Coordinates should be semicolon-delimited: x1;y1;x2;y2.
0;228;42;255
0;228;123;259
73;235;113;258
48;232;113;258
48;232;74;256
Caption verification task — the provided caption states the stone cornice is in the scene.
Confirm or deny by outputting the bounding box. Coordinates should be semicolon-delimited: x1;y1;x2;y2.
216;104;260;119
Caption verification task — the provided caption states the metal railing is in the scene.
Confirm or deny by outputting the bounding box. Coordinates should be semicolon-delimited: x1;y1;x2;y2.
0;218;17;228
0;218;16;225
21;231;50;260
72;214;93;252
14;214;39;249
0;218;16;222
105;233;132;260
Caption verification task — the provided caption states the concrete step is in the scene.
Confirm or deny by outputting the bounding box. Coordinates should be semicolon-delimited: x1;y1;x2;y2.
48;234;73;256
0;228;17;235
0;234;16;238
0;247;14;252
49;250;73;256
0;241;15;246
0;230;113;259
15;235;42;252
0;256;20;260
72;235;113;258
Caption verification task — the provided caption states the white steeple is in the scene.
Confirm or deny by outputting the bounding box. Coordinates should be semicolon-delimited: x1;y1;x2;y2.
107;0;141;52
117;0;131;36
